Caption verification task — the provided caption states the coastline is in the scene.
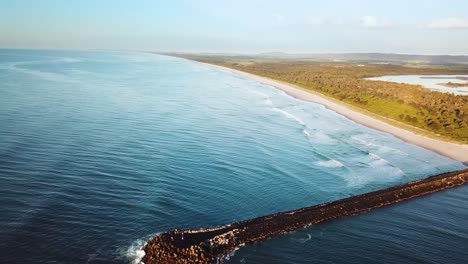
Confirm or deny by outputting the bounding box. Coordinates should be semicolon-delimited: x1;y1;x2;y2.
197;61;468;164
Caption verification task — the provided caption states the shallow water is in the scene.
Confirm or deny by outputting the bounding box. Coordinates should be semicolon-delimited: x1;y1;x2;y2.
367;75;468;95
0;49;466;263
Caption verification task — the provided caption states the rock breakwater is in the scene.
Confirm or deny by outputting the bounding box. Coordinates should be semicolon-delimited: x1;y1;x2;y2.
143;169;468;264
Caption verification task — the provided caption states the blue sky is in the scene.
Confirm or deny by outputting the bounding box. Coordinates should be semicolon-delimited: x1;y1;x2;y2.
1;0;468;54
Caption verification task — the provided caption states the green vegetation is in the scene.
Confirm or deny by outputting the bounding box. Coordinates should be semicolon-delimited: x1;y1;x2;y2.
176;54;468;143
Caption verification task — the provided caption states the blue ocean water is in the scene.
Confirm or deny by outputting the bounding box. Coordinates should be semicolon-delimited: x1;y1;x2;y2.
0;49;467;264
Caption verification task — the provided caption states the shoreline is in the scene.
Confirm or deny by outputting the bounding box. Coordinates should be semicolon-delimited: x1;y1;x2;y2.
198;61;468;164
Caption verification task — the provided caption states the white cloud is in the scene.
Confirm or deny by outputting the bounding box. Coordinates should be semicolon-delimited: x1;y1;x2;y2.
305;16;468;30
427;17;468;29
358;16;391;28
305;16;391;28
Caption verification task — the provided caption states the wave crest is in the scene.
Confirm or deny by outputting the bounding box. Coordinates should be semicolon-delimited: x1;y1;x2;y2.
271;108;305;126
315;159;344;168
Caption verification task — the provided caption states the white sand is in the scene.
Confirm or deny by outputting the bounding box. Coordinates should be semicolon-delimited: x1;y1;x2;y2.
209;63;468;163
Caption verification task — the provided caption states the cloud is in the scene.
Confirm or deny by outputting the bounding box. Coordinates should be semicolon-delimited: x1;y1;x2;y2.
427;17;468;29
358;16;391;28
305;16;391;28
305;16;468;30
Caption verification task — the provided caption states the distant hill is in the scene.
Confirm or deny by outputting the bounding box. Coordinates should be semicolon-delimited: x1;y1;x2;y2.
256;52;468;65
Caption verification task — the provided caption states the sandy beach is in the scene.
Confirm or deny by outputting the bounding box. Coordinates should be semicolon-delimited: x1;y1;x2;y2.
205;63;468;164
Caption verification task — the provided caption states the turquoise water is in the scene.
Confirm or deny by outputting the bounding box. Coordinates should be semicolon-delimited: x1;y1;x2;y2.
0;49;466;263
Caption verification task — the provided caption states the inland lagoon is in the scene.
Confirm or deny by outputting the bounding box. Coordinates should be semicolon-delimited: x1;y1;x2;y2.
367;75;468;95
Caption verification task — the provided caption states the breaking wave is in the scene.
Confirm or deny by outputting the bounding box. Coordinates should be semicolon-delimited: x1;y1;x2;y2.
271;107;305;126
57;57;83;63
125;240;146;264
368;153;405;177
315;160;344;168
124;233;160;264
351;134;408;156
306;130;338;145
251;90;273;106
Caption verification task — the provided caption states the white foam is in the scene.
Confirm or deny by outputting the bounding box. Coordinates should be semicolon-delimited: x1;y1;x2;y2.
368;153;389;167
220;246;241;262
368;153;405;177
126;239;146;264
124;233;160;264
315;159;344;168
251;90;268;97
308;130;338;145
378;145;408;156
277;90;287;96
295;233;312;243
351;134;375;147
58;57;82;63
264;97;273;106
272;108;305;126
21;68;76;83
251;90;273;106
1;61;79;83
352;134;408;156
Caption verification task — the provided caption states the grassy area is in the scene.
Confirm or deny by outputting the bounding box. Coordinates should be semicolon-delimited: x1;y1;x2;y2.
173;54;468;143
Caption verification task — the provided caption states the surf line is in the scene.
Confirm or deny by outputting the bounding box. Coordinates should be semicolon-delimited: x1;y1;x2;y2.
142;169;468;264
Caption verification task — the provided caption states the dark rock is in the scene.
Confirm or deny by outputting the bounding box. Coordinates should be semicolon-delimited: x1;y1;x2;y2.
143;169;468;264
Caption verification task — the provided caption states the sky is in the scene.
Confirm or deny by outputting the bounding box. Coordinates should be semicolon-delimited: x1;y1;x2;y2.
1;0;468;55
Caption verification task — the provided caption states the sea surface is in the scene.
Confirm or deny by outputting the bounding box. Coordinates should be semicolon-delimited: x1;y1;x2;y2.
0;49;467;264
367;75;468;95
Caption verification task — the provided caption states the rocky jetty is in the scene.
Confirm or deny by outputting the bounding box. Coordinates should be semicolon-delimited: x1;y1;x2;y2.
143;169;468;264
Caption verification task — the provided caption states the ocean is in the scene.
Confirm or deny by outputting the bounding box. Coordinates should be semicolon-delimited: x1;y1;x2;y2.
0;49;467;263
